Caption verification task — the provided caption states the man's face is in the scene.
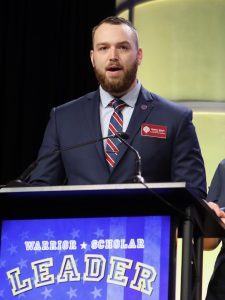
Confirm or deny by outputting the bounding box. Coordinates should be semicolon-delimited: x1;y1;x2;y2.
90;23;142;96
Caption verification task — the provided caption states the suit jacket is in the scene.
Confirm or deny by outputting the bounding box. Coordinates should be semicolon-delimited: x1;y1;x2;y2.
206;159;225;300
29;86;206;199
207;159;225;207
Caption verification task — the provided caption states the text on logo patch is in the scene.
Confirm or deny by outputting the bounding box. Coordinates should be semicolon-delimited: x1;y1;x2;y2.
141;123;167;139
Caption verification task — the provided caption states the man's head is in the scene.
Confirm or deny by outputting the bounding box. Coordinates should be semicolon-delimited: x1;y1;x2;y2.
90;16;143;97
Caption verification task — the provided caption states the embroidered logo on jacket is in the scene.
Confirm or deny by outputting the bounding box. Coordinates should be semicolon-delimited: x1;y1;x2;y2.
141;123;167;139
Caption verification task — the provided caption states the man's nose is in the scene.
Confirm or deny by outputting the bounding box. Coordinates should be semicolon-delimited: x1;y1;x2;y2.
109;48;119;60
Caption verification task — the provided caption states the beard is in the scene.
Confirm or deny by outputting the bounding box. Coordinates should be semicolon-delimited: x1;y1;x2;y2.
93;59;138;95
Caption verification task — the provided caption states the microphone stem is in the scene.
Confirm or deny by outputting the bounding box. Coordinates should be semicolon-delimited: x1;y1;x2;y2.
6;133;127;186
115;134;145;183
17;161;38;182
58;136;111;152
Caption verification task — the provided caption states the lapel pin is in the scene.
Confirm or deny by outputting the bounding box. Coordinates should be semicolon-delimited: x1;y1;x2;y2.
141;104;148;110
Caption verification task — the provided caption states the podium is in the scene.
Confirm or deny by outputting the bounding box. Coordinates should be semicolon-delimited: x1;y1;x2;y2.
1;182;225;300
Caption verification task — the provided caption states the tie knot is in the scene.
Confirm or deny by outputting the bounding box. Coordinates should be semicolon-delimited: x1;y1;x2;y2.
110;98;126;112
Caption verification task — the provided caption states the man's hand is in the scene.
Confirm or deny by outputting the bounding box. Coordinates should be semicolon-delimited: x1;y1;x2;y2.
204;201;225;250
207;201;225;223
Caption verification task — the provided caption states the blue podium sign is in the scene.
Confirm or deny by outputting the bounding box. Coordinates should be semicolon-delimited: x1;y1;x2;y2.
0;215;171;300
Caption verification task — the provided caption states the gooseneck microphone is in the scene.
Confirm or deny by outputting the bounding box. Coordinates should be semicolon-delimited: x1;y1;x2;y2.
115;134;184;215
6;132;129;187
114;132;145;183
115;133;185;215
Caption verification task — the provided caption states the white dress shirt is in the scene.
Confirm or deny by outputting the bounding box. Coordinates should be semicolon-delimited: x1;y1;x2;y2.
99;81;141;149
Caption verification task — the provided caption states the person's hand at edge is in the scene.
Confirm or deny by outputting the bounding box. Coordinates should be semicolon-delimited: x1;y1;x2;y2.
207;201;225;223
204;201;225;250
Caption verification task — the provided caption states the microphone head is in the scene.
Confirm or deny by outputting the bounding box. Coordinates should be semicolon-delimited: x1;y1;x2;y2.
116;132;129;140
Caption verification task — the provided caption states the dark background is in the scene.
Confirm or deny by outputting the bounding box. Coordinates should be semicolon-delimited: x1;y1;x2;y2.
0;0;115;185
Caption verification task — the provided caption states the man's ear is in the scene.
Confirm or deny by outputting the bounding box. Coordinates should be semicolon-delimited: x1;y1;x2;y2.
137;48;143;65
90;50;95;67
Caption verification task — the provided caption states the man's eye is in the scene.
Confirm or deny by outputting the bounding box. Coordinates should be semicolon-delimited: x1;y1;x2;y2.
99;47;107;51
119;45;128;50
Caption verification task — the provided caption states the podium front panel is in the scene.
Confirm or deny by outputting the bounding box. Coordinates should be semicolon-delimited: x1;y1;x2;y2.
3;182;223;300
0;215;173;300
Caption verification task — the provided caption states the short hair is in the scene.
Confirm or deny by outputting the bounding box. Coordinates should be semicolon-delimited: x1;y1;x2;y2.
92;16;139;48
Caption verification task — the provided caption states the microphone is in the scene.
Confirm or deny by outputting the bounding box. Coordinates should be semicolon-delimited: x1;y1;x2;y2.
115;134;187;216
115;133;186;216
113;133;185;216
114;132;145;183
6;132;129;187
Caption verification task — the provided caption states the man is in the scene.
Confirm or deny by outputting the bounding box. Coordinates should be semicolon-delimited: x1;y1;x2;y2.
204;159;225;300
28;16;206;200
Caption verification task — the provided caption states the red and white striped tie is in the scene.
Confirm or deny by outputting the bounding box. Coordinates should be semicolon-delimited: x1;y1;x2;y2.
105;98;126;170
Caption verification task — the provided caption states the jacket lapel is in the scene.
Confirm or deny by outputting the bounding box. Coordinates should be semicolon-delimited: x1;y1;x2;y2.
83;90;110;173
112;87;155;171
83;87;156;177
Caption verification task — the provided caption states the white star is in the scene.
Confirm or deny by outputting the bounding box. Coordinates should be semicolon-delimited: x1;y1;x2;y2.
30;276;36;284
17;258;28;269
94;227;104;238
20;231;29;240
80;242;87;249
0;260;6;268
91;286;102;299
66;287;77;299
45;229;55;239
83;243;91;254
0;290;4;297
41;287;52;299
70;228;80;239
8;244;18;255
18;293;26;298
1;234;8;240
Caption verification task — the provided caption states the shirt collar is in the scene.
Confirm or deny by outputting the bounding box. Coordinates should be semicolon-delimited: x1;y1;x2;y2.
100;81;141;108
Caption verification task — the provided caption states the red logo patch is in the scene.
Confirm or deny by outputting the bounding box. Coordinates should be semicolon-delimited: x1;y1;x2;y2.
141;123;167;139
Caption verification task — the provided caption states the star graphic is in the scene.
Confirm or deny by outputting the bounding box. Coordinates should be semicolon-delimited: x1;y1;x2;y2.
41;287;52;299
34;249;42;254
84;243;91;253
8;244;18;255
54;274;61;285
45;229;55;239
70;228;80;239
0;260;6;268
1;234;8;240
66;287;77;299
91;286;102;299
80;242;87;249
0;290;4;297
17;258;28;269
94;227;104;238
20;231;29;240
18;293;26;298
31;276;36;284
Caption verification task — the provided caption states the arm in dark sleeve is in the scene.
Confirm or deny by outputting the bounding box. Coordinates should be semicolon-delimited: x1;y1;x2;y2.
207;159;225;207
171;109;207;200
28;108;66;186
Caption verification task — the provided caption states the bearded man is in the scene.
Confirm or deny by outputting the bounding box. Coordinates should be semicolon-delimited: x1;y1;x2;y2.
27;16;206;200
